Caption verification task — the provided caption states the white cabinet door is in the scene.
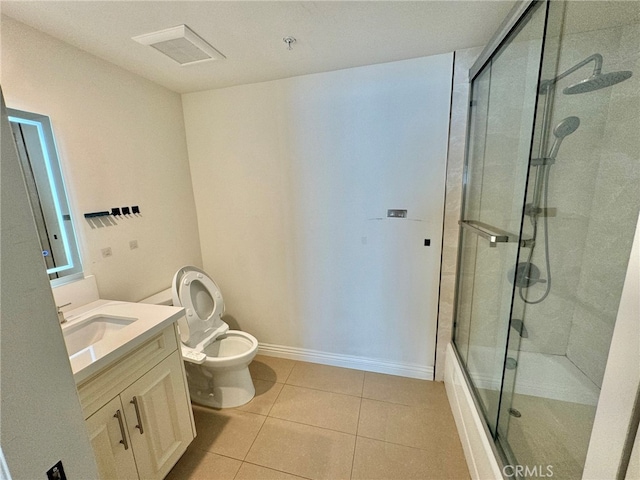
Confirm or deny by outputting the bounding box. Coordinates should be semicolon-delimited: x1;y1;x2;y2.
86;396;139;480
122;351;194;480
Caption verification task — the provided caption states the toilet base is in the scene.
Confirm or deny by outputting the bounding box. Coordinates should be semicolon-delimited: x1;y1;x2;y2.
186;363;255;409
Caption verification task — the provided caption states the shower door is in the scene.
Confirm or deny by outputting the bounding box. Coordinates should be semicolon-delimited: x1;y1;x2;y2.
454;0;640;477
453;0;547;443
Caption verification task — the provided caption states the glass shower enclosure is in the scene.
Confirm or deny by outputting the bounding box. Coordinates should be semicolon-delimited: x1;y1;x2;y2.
453;1;639;478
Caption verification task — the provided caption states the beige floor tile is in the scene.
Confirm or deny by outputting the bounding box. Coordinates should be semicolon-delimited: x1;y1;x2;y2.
166;443;241;480
358;398;461;450
269;385;361;434
362;372;447;406
352;436;470;480
245;417;356;480
235;463;310;480
249;355;296;383
286;362;364;396
236;379;284;415
191;405;266;460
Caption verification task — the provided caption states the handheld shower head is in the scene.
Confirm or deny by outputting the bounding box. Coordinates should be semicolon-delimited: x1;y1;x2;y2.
564;70;633;94
548;116;580;158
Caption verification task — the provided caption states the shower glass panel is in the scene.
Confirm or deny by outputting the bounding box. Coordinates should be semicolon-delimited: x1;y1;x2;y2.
454;1;639;478
454;2;547;434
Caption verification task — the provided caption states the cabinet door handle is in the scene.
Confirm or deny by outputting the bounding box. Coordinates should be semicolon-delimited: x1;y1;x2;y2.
113;409;129;450
130;396;144;434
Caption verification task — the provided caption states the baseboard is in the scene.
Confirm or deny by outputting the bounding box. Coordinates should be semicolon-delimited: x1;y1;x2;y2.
444;343;503;480
258;343;434;380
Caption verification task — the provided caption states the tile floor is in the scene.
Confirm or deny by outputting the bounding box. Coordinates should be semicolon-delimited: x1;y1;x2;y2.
167;356;470;480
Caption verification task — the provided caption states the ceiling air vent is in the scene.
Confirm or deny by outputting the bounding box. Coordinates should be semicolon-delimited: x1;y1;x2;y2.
132;25;225;66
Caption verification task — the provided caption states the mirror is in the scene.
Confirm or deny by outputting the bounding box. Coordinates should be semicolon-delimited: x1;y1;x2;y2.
7;108;83;284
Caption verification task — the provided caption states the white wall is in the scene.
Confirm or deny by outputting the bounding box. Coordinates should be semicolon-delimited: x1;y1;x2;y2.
183;54;453;376
1;16;202;302
1;93;98;479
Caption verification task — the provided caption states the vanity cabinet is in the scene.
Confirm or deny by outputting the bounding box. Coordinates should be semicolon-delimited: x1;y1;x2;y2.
78;325;195;480
86;396;139;479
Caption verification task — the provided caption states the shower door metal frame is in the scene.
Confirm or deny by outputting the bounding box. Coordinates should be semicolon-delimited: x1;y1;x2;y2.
469;0;540;82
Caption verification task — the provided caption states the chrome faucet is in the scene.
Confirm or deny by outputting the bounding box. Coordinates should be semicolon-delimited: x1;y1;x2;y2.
56;303;71;324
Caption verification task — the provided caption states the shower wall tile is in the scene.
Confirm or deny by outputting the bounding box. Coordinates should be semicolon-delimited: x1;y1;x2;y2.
543;216;589;299
566;306;616;388
441;239;460;276
518;292;574;355
516;19;639;374
435;46;482;381
562;22;640;386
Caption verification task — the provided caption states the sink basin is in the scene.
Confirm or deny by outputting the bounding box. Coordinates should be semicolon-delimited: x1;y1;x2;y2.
63;314;137;356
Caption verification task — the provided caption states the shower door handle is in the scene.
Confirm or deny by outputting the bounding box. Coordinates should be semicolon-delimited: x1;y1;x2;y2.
459;220;512;247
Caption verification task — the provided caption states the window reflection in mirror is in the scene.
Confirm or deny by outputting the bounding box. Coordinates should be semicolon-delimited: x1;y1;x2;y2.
8;108;83;284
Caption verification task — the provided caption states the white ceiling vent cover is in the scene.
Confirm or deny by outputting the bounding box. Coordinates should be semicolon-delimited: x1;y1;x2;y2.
133;25;225;66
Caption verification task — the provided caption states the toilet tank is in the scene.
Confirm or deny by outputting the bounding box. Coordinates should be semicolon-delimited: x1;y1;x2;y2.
139;288;173;306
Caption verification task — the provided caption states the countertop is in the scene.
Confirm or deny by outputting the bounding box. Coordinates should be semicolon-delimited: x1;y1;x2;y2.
63;300;184;384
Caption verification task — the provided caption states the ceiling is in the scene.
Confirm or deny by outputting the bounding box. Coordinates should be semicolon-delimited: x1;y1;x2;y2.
1;1;516;94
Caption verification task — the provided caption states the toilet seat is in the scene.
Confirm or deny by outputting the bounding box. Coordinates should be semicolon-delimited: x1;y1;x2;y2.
172;266;229;350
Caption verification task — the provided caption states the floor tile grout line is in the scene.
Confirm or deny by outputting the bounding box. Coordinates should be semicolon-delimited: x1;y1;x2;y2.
265;378;287;417
241;459;315;480
276;381;365;399
190;404;269;464
349;397;363;480
360;393;448;409
262;414;359;437
231;459;242;480
282;359;297;384
238;376;289;464
188;444;247;463
240;408;270;463
355;432;455;453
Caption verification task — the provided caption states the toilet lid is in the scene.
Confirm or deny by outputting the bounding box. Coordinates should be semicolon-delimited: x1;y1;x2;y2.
172;266;228;348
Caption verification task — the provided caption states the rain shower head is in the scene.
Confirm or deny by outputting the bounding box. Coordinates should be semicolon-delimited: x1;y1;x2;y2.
542;53;634;95
548;116;580;158
564;70;633;94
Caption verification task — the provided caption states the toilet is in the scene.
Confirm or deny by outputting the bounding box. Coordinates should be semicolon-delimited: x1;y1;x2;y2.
141;266;258;408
